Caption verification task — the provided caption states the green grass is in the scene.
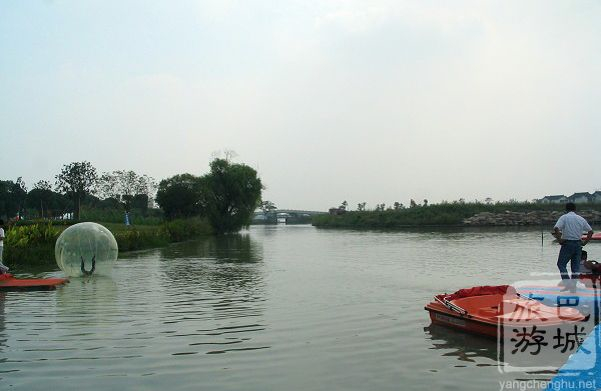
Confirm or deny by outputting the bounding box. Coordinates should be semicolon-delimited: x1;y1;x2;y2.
3;218;213;268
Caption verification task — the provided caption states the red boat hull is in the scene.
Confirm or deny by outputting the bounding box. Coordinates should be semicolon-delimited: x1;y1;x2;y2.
582;233;601;241
0;274;69;291
425;286;585;338
426;303;499;337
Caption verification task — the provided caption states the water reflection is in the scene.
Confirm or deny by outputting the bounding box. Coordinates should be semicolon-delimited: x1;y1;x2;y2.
424;325;499;366
11;263;62;278
197;233;263;263
55;277;119;322
156;234;268;355
160;234;263;291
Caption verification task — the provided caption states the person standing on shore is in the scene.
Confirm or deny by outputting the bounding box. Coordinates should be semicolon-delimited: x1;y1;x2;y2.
0;219;8;274
552;202;593;289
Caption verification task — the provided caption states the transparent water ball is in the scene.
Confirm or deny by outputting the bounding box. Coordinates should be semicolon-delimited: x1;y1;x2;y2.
55;222;118;277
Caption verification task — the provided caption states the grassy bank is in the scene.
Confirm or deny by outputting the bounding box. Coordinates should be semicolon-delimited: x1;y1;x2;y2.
312;202;601;229
3;218;213;268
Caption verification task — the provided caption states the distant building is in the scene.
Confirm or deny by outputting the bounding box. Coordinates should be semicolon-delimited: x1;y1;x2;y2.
568;192;592;204
539;195;568;204
591;191;601;203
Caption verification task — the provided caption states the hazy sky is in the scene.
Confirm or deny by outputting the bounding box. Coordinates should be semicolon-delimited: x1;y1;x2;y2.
1;1;600;211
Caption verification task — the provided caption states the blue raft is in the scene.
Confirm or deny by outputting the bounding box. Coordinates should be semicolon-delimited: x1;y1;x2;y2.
545;324;601;391
517;284;601;309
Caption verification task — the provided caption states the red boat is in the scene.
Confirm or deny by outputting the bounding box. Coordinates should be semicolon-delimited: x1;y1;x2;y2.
0;274;69;291
424;285;585;338
582;232;601;241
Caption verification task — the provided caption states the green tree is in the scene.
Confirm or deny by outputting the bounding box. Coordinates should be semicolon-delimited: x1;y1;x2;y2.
34;180;52;191
131;194;150;212
55;161;98;220
97;170;157;212
26;181;69;218
260;200;277;214
198;159;263;234
0;178;27;219
155;173;201;219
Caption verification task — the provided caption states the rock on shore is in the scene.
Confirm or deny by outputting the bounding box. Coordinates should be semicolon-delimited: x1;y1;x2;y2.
463;210;601;226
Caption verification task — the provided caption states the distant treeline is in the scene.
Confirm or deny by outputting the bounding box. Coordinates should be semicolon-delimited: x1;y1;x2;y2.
312;201;601;229
0;165;157;222
1;155;263;235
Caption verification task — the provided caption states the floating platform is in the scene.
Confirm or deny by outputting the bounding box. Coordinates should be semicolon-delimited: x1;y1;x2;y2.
545;324;601;391
0;274;69;291
517;284;601;308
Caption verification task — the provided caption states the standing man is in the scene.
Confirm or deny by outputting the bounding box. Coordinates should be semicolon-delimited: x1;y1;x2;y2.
553;202;593;290
0;219;7;274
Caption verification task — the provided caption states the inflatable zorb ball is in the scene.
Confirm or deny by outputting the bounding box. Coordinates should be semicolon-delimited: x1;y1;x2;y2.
55;222;118;277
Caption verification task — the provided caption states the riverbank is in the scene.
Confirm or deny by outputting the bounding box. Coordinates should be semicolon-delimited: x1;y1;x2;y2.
312;202;601;229
3;218;213;267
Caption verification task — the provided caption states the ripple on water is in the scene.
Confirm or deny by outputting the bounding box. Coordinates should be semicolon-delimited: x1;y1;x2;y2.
0;227;564;390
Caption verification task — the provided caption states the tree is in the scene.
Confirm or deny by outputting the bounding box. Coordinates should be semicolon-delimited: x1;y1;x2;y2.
339;200;348;210
131;194;150;212
211;149;238;163
26;182;68;219
97;197;122;210
0;178;27;219
259;200;277;214
357;202;366;211
155;173;201;219
423;199;428;207
393;202;403;210
97;170;157;211
34;180;52;191
55;161;98;220
410;199;417;208
198;158;263;234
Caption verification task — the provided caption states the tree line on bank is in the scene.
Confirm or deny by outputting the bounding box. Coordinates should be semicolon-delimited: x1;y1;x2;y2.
314;199;601;229
0;163;157;222
0;158;263;234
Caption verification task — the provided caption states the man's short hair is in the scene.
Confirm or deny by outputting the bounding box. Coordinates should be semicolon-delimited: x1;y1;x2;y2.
565;202;576;211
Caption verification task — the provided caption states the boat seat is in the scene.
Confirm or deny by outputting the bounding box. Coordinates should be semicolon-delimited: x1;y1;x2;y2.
477;306;500;317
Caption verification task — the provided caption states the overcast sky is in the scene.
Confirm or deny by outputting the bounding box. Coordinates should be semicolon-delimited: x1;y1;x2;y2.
1;1;600;211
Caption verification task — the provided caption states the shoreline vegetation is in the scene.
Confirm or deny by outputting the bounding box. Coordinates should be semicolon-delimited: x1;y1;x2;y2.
1;156;263;269
312;202;601;229
4;218;212;268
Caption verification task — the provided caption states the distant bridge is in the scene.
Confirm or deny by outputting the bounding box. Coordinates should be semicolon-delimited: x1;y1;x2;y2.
273;209;327;216
252;209;327;224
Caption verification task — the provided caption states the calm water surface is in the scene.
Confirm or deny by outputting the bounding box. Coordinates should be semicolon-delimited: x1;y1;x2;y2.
0;225;570;390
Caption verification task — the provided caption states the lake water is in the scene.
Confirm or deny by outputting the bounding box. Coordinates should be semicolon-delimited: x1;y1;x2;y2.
0;225;576;390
